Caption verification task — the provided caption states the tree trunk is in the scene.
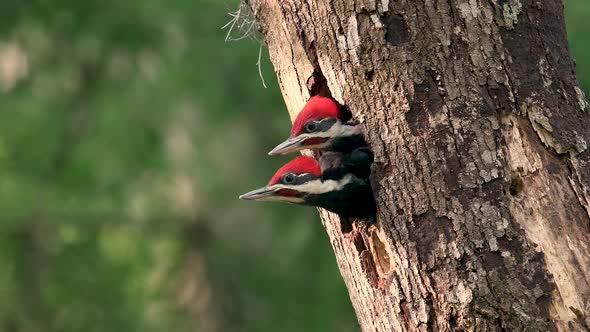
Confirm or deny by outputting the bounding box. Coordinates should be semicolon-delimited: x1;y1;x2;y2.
247;0;590;330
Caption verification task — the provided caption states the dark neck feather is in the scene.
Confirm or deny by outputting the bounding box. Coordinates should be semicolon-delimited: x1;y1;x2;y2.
328;135;367;154
305;181;375;218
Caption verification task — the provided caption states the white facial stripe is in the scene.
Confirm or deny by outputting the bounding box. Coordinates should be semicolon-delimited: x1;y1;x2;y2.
298;121;361;140
271;174;354;194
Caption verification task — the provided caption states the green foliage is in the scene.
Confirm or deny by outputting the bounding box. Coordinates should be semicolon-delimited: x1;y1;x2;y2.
0;1;587;331
0;1;356;331
566;0;590;91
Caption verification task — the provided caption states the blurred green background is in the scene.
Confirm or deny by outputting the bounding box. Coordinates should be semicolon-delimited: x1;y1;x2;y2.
0;1;587;332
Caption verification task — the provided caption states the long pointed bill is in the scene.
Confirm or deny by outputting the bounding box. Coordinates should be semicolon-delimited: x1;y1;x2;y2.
239;186;279;200
240;185;304;203
268;136;307;155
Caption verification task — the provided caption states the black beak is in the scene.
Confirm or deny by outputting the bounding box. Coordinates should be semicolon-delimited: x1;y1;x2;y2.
268;136;306;155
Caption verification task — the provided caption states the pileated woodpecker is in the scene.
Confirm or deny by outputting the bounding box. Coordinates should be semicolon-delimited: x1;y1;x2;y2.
239;149;375;219
268;96;367;155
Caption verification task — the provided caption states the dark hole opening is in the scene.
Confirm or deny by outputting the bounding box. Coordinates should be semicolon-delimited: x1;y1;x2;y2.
509;176;524;196
340;217;353;234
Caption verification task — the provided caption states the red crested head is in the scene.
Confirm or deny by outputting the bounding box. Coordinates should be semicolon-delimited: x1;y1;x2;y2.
268;156;321;185
291;96;340;136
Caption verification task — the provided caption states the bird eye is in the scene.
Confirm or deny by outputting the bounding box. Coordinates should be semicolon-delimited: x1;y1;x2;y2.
305;121;318;132
283;173;296;184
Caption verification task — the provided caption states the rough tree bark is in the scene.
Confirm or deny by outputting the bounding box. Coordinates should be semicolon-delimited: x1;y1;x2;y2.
247;0;590;330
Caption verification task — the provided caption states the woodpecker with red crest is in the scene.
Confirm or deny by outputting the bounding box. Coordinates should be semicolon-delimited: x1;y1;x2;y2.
239;150;375;219
268;96;367;155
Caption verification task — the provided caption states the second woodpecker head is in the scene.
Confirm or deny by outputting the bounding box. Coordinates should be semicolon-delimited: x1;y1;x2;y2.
239;154;375;218
239;156;324;204
268;96;364;155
